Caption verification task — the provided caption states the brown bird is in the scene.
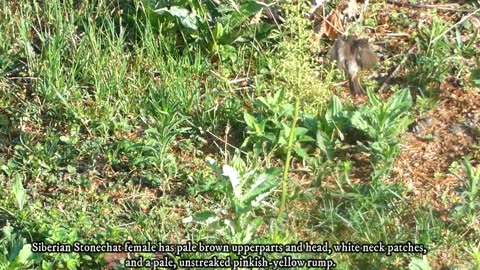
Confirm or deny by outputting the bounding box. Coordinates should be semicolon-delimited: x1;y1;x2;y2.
329;35;378;96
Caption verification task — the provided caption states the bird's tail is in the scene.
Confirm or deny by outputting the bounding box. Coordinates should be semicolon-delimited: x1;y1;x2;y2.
348;74;365;96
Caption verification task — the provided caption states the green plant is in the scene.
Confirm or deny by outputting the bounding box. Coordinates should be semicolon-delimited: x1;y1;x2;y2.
242;88;314;161
449;158;480;227
12;175;27;212
183;156;280;243
0;223;42;269
277;95;300;223
453;27;478;59
408;256;432;270
410;19;456;96
314;95;351;161
471;68;480;90
40;226;83;269
109;90;190;185
144;0;275;63
350;89;413;179
464;241;480;268
273;1;327;103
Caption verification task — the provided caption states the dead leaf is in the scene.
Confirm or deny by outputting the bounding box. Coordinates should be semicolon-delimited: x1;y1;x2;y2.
470;15;480;29
318;9;343;39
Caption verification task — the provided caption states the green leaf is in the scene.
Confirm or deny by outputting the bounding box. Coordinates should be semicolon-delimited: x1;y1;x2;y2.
13;175;26;211
229;1;265;29
253;120;265;134
223;165;242;199
241;217;263;243
152;6;198;30
408;256;432;270
316;130;334;160
255;96;270;110
272;88;285;105
294;145;309;159
264;133;276;143
242;167;280;206
12;244;33;267
218;44;237;62
155;6;189;18
351;112;374;136
182;211;219;225
213;22;224;41
67;165;76;174
251;23;276;42
366;88;382;107
59;136;70;143
328;95;343;118
471;69;480;89
243;112;256;129
295;127;309;137
181;12;198;30
2;224;13;239
299;134;315;143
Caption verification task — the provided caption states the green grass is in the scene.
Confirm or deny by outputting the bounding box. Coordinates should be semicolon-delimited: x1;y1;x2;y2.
1;0;479;269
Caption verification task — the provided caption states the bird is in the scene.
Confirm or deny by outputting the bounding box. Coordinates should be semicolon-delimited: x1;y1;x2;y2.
329;35;378;96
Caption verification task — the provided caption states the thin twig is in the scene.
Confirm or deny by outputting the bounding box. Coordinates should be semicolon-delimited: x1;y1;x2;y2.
184;118;248;155
224;121;230;164
227;77;249;84
7;76;39;81
430;8;480;44
232;86;254;92
205;128;248;155
321;9;346;37
378;33;411;38
378;44;418;93
262;1;285;24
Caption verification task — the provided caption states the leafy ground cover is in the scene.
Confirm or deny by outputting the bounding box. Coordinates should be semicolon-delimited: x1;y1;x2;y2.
0;0;479;269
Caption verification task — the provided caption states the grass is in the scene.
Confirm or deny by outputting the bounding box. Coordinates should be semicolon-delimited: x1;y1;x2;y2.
1;0;479;269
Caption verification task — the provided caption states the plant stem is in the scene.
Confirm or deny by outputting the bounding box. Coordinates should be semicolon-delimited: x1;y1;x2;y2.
277;96;300;222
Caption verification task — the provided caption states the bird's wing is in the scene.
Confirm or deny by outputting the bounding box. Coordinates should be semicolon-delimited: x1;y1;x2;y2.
329;38;346;69
353;40;378;69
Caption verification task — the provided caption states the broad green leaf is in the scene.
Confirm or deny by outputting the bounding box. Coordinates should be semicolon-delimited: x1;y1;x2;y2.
13;175;26;211
12;244;33;267
243;112;257;129
255;120;266;134
2;224;13;239
154;6;188;18
242;167;280;206
294;145;309;159
327;95;343;119
241;217;263;243
223;165;242;199
366;88;382;107
182;211;219;225
471;69;480;89
229;1;265;29
181;13;198;30
213;22;224;41
273;88;285;105
408;256;432;270
295;127;309;137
